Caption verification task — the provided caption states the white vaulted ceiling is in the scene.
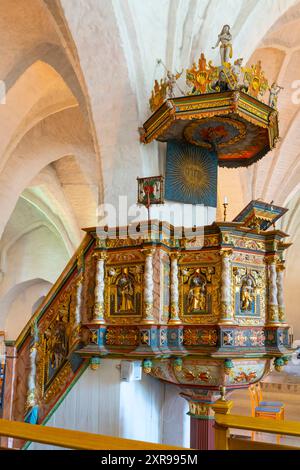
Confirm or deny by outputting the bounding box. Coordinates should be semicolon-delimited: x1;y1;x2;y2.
1;0;300;338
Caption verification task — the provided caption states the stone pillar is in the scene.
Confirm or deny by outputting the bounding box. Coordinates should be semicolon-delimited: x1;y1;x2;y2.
277;262;286;324
93;252;107;323
219;249;234;324
1;343;17;448
142;249;155;324
267;257;279;324
169;253;181;324
188;401;215;450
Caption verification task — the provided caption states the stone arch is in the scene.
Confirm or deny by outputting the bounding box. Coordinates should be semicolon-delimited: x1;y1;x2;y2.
0;279;52;339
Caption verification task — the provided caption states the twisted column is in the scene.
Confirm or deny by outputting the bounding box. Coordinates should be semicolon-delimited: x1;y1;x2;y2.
75;277;83;325
25;322;39;423
276;262;286;323
70;274;84;347
169;253;181;324
219;250;234;324
267;257;279;324
93;252;107;323
142;249;155;324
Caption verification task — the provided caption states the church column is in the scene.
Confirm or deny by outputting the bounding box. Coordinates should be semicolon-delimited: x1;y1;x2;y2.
276;262;286;324
219;250;234;324
267;256;279;325
187;400;215;450
93;252;107;323
142;249;155;324
169;253;181;324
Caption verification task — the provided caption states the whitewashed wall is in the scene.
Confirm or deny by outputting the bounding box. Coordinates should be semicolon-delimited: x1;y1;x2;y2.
29;359;190;450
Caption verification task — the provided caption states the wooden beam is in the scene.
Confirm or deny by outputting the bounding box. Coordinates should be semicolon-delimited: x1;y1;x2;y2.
228;437;297;451
215;414;300;437
0;419;185;450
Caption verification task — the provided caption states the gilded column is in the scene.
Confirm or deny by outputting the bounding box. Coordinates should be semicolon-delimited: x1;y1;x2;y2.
267;257;279;324
169;253;181;324
142;249;155;324
93;252;107;323
219;250;234;324
277;262;286;324
70;275;84;347
25;321;39;424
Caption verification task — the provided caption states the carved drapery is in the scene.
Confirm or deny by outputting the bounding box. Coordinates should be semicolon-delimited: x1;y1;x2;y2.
93;252;107;323
142;249;155;323
169;253;181;324
219;250;234;323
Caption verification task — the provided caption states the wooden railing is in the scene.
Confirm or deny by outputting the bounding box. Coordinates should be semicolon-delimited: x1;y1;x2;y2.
214;399;300;450
2;233;94;431
0;418;185;450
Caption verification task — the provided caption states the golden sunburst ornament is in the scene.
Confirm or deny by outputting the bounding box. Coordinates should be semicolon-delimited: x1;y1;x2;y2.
165;142;218;206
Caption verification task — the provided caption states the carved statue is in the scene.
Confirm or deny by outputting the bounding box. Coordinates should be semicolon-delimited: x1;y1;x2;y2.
117;268;134;312
212;25;233;64
188;276;206;312
268;82;283;109
212;69;231;92
166;70;183;98
44;312;69;373
157;59;183;99
232;58;247;90
240;277;254;311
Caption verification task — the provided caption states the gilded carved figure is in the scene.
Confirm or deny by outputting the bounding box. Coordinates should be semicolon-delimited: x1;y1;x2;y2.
187;275;207;313
240;277;255;311
43;299;72;386
117;268;134;312
212;25;233;64
107;264;143;319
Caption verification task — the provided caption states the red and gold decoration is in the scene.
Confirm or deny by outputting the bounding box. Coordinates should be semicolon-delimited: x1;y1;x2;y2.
137;175;164;209
141;27;280;170
3;26;291;453
5;207;293;449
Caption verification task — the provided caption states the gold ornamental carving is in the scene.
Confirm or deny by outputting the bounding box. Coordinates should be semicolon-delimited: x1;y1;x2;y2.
36;283;77;397
44;363;72;403
179;264;219;324
105;264;144;322
105;327;139;346
232;266;266;326
188;401;214;418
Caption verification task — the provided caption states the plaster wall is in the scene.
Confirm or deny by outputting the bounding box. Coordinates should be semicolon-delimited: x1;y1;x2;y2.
28;359;190;450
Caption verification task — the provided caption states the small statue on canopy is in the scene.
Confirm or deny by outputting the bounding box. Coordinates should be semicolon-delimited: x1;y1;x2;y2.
268;82;284;109
212;25;233;64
